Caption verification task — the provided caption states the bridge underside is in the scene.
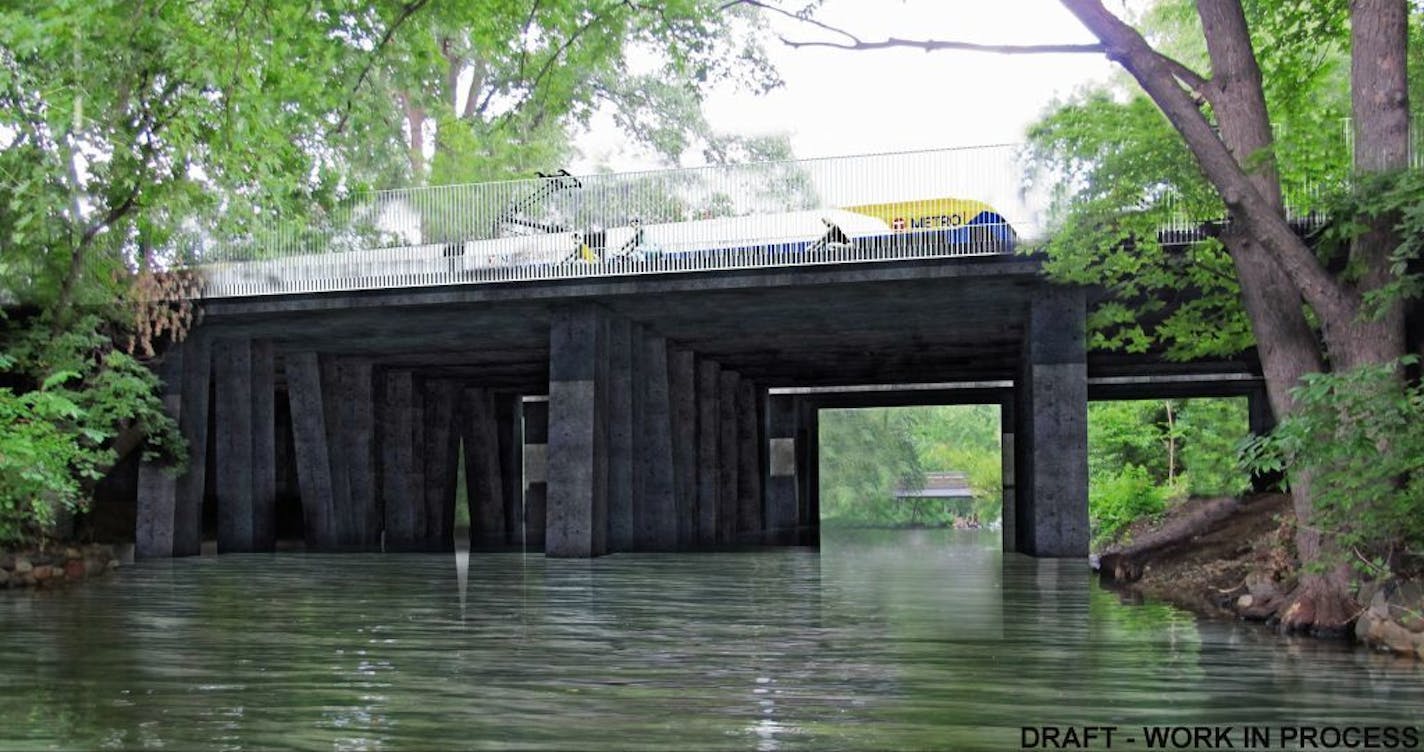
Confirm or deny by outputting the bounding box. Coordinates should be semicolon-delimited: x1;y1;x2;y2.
133;256;1261;559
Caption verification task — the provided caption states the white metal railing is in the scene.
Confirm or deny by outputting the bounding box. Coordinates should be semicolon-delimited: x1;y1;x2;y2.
199;145;1037;298
196;132;1404;298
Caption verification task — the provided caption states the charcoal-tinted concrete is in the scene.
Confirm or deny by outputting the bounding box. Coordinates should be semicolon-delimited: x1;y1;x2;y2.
764;393;799;545
135;346;184;559
1014;287;1088;558
637;331;677;550
546;303;610;557
251;341;277;550
215;339;255;552
337;359;379;549
381;371;423;550
606;318;635;552
496;393;524;544
171;333;210;557
1000;396;1017;553
735;380;762;540
422;379;459;552
523;398;549;549
286;351;337;549
668;347;698;547
717;369;740;544
695;359;721;546
463;387;506;550
144;253;1253;559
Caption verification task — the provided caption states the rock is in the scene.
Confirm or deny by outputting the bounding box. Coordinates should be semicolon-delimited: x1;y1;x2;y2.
0;568;9;587
18;573;35;587
84;558;105;576
1356;614;1375;643
64;559;86;580
64;547;80;560
13;557;33;575
1369;589;1391;621
1369;619;1418;655
1237;594;1254;610
31;565;53;582
106;558;120;571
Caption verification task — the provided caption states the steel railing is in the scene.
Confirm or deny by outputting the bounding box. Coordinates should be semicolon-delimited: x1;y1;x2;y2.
198;145;1038;298
196;132;1410;298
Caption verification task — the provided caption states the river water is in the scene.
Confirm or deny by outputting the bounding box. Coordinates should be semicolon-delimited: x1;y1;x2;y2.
1;530;1420;751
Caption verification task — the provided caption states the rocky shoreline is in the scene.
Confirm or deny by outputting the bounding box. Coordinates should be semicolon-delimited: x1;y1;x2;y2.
0;544;121;589
1094;493;1424;661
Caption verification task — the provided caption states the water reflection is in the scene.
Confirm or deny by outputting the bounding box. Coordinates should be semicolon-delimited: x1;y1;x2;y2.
0;530;1419;750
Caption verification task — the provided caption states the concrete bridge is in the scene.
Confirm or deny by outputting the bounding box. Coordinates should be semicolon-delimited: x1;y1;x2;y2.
132;147;1267;560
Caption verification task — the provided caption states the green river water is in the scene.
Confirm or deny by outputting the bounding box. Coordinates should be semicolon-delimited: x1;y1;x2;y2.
1;529;1420;750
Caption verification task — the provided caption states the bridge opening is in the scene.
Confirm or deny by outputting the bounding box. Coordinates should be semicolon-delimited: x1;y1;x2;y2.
1084;396;1256;549
816;405;1003;537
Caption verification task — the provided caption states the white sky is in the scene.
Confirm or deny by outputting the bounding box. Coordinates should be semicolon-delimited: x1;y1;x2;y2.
575;0;1118;170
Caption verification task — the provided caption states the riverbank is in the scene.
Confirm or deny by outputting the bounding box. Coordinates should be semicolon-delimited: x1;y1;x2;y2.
0;544;121;589
1094;493;1424;660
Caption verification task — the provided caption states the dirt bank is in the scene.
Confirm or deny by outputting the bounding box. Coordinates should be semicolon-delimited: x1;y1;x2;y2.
1093;493;1424;659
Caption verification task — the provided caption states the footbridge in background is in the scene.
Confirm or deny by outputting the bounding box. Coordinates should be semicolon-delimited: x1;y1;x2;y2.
132;144;1270;560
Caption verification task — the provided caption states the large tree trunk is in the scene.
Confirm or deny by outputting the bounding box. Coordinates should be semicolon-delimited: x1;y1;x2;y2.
1195;0;1354;635
1062;0;1411;634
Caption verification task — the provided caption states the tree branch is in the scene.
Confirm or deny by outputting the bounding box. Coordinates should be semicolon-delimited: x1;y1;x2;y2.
332;0;433;135
1060;0;1350;326
727;0;1104;54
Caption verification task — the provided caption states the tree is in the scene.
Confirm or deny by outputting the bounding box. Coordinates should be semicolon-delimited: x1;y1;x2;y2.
0;0;779;543
739;0;1417;634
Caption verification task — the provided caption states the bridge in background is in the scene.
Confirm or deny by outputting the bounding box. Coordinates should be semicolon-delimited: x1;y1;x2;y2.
132;145;1273;560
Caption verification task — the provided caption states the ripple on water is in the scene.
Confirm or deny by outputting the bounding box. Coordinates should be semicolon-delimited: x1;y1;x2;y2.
0;529;1420;751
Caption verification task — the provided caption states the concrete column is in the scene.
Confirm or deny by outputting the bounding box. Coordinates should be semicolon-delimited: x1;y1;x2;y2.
628;323;648;550
423;379;459;552
795;400;820;547
380;370;424;551
636;331;677;550
496;393;525;545
462;387;506;550
214;339;255;552
695;359;721;546
764;393;799;546
338;359;379;549
167;334;211;557
251;341;277;551
319;358;350;543
135;345;184;559
523;398;549;550
735;379;763;541
606;317;635;552
286;351;337;549
717;369;741;543
546;303;610;558
668;347;697;547
1000;395;1017;553
1015;286;1089;558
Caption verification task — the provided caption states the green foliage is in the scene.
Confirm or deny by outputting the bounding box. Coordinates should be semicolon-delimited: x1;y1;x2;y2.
1241;358;1424;572
1177;398;1251;497
819;405;1002;528
1088;398;1249;545
1091;464;1171;546
1024;0;1360;362
0;314;184;545
819;408;926;527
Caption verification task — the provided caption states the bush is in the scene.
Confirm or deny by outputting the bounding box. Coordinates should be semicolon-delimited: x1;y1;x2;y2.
0;315;185;545
1242;357;1424;574
1091;463;1171;545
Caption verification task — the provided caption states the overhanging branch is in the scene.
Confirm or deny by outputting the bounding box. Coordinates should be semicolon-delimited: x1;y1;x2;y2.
726;0;1104;55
